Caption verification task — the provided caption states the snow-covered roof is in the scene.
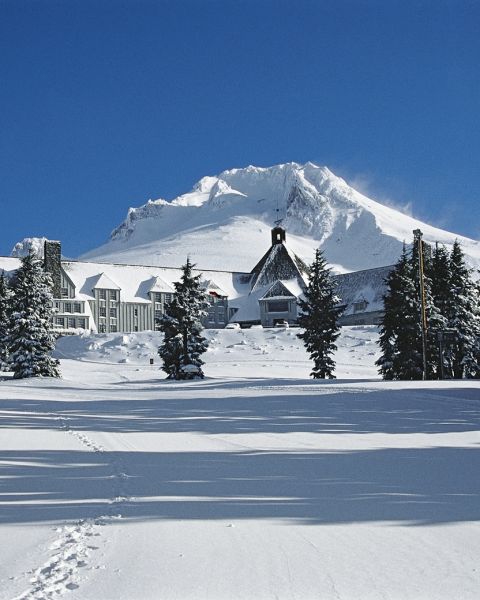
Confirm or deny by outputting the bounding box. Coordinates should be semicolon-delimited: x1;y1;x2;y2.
250;242;309;292
260;279;304;300
333;265;393;315
61;259;249;304
201;278;228;298
91;272;121;290
147;276;174;294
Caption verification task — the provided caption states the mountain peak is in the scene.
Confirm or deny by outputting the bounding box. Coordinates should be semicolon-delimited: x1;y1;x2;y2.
81;162;480;273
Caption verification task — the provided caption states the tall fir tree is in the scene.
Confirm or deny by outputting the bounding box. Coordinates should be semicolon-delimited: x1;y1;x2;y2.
0;270;12;371
426;243;452;377
158;258;209;380
376;245;425;380
7;250;60;379
297;249;344;379
411;240;446;379
443;241;480;378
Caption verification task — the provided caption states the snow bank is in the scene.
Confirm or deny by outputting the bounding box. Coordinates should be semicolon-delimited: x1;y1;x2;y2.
55;325;381;379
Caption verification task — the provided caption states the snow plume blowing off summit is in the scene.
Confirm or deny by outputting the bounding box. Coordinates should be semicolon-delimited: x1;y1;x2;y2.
80;162;480;273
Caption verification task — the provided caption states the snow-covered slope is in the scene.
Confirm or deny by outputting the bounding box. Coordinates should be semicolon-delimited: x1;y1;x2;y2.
81;162;480;273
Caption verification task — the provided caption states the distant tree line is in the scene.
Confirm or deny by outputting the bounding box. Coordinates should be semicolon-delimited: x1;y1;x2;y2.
376;239;480;380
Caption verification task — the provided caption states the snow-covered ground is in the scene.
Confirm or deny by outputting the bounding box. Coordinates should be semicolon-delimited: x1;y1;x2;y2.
1;327;480;600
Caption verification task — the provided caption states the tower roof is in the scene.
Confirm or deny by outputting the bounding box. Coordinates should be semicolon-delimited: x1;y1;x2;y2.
250;229;309;292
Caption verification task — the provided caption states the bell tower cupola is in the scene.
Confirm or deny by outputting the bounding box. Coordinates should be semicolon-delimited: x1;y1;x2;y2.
271;226;286;246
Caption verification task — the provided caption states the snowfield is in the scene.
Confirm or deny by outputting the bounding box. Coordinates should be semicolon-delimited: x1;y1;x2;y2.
1;327;480;600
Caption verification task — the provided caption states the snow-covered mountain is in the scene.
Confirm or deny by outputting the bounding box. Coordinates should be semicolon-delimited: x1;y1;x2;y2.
81;162;480;273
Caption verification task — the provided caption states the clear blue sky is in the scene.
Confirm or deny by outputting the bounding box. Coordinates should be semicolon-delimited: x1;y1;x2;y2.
1;0;479;257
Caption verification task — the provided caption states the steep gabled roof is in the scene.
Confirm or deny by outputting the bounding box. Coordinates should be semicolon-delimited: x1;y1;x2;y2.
250;242;309;292
201;278;228;298
260;280;297;300
147;275;174;294
91;272;121;290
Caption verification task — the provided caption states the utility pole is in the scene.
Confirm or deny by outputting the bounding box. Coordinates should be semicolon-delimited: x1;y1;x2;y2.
413;229;428;380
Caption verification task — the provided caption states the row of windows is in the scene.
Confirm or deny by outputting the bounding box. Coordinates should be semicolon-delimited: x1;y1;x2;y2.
266;300;289;313
99;307;117;317
98;324;118;333
98;289;119;300
208;307;226;324
152;292;173;303
56;317;87;329
55;301;84;314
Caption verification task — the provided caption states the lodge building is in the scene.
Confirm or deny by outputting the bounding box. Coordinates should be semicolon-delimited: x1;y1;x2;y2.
0;227;392;333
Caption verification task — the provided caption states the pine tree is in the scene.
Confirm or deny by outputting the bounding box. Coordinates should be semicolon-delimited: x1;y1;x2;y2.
7;250;61;379
0;270;12;371
443;241;480;378
472;276;480;379
376;245;424;380
297;249;344;379
411;240;446;379
158;258;209;380
426;243;452;378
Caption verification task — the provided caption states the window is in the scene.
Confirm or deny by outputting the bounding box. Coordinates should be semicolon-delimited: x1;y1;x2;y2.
61;287;68;298
98;289;106;300
109;290;118;300
153;292;162;302
56;317;64;326
110;308;117;317
154;310;162;319
134;308;138;317
99;324;106;333
164;293;172;303
267;300;289;313
208;309;215;324
110;317;117;324
99;307;106;317
74;302;82;313
64;302;72;313
110;325;117;333
77;318;86;329
55;301;60;310
154;302;162;310
68;318;75;329
353;300;368;314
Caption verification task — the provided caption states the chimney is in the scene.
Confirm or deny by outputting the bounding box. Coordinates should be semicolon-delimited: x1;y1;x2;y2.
43;240;62;298
271;226;286;246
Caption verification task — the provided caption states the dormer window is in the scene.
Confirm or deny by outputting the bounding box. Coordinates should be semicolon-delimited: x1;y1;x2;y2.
353;300;368;313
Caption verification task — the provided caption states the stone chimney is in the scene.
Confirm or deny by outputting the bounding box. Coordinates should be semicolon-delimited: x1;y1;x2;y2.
43;240;62;298
271;226;286;246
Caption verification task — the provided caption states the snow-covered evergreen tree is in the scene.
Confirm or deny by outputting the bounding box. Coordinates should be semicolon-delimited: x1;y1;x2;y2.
443;241;480;378
7;250;60;379
0;270;12;371
158;258;209;380
297;249;343;379
411;241;447;379
376;245;425;380
426;243;452;377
